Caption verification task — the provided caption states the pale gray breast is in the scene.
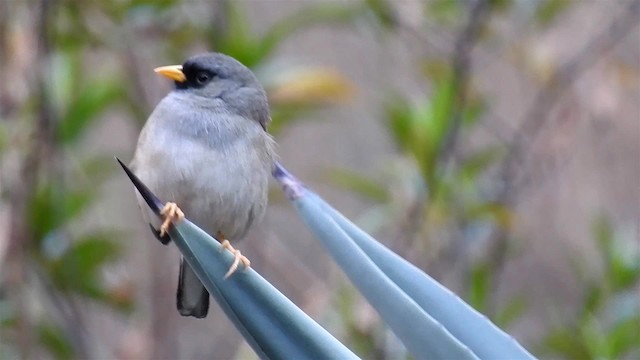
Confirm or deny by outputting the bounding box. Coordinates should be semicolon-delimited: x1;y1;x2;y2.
131;92;276;240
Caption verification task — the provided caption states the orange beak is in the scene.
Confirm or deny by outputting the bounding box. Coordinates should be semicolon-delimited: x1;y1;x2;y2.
154;65;186;82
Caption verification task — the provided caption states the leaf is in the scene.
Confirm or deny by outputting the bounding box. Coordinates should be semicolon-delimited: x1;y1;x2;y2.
535;0;573;26
592;216;640;290
63;189;97;225
461;96;486;126
421;60;450;83
269;104;318;135
611;254;640;291
468;263;490;313
580;314;609;359
495;297;527;328
326;168;389;202
385;95;413;151
49;235;121;299
385;95;437;179
301;186;535;359
28;184;97;243
593;216;614;256
427;0;462;24
457;147;503;182
363;0;398;28
466;202;514;230
538;328;589;358
274;164;537;359
584;283;604;314
28;184;60;243
607;315;640;357
268;67;355;106
429;77;456;148
38;323;74;360
292;191;478;360
78;155;116;184
58;80;124;144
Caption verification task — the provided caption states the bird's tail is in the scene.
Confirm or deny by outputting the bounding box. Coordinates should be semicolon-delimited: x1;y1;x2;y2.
177;257;210;318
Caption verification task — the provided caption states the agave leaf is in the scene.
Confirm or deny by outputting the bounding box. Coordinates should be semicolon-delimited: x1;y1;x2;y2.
274;163;536;360
116;158;359;360
319;193;536;359
273;165;478;360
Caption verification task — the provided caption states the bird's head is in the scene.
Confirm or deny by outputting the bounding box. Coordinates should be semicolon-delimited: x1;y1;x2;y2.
154;52;270;129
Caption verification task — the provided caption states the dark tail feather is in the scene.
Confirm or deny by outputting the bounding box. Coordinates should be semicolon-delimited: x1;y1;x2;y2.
149;223;171;245
177;257;209;318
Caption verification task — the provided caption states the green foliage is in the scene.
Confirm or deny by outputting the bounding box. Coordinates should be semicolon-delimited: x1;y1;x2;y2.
468;262;527;329
327;168;389;203
535;0;574;25
335;286;380;359
28;183;96;245
327;3;528;356
58;79;124;144
538;216;640;359
38;323;74;360
427;0;463;24
468;263;490;312
48;235;121;299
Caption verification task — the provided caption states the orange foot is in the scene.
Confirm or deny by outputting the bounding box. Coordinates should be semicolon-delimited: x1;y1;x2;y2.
218;235;251;279
159;202;184;237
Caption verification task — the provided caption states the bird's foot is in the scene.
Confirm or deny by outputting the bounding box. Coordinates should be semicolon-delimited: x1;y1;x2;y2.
159;202;185;237
219;239;251;279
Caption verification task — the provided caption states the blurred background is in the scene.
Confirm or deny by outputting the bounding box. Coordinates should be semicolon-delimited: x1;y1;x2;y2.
1;0;639;359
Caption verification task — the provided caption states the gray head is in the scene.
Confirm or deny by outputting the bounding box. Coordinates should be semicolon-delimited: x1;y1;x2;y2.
154;52;270;129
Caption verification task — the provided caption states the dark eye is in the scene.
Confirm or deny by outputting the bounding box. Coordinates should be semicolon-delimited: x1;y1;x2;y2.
195;72;211;85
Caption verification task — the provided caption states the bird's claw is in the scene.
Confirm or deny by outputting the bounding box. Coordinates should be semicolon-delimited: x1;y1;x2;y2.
159;202;184;237
220;239;251;279
149;223;171;245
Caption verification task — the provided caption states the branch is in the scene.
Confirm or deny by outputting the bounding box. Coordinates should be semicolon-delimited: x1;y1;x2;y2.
484;0;640;310
499;0;640;204
437;0;492;166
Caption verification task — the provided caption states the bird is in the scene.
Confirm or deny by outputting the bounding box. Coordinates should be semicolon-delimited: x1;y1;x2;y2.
129;52;276;318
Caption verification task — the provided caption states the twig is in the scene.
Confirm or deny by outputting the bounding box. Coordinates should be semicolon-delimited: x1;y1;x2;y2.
437;0;492;167
499;0;640;204
422;0;492;273
485;0;640;308
34;266;90;358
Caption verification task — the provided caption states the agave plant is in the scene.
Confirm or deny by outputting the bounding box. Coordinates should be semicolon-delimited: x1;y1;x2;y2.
117;158;535;360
